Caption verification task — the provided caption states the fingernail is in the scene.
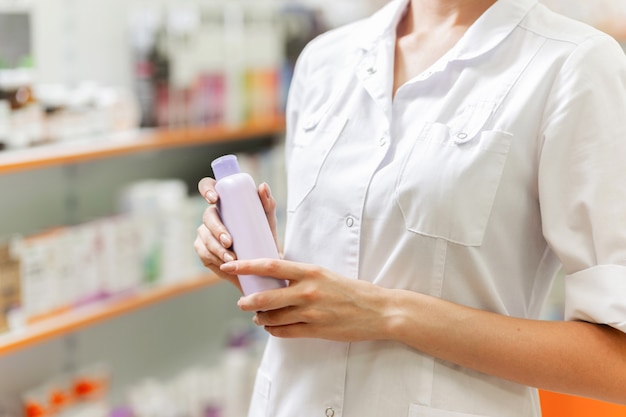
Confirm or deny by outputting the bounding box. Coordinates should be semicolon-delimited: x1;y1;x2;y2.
221;262;237;272
219;233;232;248
223;252;235;262
205;190;217;203
237;296;254;311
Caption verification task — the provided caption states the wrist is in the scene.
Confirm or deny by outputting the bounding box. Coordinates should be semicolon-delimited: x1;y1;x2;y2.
379;288;414;342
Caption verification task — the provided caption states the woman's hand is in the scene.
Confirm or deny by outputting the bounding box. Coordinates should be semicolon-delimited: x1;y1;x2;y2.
220;258;396;341
221;260;626;405
194;176;279;291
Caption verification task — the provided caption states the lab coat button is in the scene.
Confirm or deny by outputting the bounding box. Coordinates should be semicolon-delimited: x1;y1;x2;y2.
454;132;472;144
379;136;387;146
346;217;355;227
325;407;335;417
303;117;319;131
367;67;377;75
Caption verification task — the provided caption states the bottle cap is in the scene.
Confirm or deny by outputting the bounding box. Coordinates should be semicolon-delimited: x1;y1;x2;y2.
211;154;241;180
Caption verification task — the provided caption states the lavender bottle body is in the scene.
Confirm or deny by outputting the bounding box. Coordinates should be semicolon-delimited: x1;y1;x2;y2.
211;155;286;295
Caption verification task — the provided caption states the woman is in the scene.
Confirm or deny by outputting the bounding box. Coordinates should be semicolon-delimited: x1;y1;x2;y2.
195;0;626;415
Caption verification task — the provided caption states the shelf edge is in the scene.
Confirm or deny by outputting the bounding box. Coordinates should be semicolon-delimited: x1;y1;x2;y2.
0;117;285;174
0;274;222;356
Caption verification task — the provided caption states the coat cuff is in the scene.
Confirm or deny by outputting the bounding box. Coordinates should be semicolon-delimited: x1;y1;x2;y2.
564;265;626;333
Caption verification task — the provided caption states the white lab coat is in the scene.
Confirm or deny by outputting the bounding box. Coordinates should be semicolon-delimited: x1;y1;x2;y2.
248;0;626;416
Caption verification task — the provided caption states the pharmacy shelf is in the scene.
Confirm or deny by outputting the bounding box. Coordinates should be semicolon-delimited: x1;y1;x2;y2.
0;117;284;356
0;116;285;174
0;274;220;356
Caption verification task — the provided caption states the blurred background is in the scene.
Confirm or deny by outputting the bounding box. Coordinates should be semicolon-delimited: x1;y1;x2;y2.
0;1;623;417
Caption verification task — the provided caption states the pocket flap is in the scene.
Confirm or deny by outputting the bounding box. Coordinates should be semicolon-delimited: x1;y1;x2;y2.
449;101;497;144
301;103;332;132
288;115;348;212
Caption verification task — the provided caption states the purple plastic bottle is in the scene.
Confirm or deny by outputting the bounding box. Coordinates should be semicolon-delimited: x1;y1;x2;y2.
211;154;287;295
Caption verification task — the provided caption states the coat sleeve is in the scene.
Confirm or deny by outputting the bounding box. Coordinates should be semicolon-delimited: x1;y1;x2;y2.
538;34;626;333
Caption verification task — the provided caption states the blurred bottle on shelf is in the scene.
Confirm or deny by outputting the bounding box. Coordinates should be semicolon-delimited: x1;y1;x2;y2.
150;23;172;129
129;1;326;130
128;9;160;129
0;73;140;151
0;65;44;150
243;2;283;124
193;4;226;126
34;81;140;145
0;51;140;151
3;179;196;329
117;179;197;286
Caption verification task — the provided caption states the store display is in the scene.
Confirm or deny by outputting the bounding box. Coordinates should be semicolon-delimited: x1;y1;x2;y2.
0;1;291;415
129;2;286;129
0;142;286;339
1;180;201;329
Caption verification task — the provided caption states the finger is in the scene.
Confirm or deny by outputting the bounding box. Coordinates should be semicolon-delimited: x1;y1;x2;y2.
221;258;310;282
194;234;242;290
254;305;302;326
194;234;221;267
198;177;218;203
258;182;276;216
197;223;236;263
202;204;233;249
264;323;311;339
258;182;279;244
237;283;294;312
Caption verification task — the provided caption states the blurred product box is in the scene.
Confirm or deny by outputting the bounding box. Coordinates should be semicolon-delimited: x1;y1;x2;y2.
0;243;21;333
0;178;206;329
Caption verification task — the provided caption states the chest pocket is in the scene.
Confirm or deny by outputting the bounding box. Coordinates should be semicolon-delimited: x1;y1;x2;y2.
395;101;513;246
287;109;348;213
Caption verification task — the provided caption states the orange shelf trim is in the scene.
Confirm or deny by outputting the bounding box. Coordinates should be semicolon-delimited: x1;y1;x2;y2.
0;274;220;356
0;117;285;174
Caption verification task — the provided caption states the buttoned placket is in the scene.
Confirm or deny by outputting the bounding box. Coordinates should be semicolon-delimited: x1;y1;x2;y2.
289;29;396;417
356;42;393;125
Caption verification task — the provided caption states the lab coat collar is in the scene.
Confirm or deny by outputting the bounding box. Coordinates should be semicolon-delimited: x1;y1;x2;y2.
452;0;539;61
352;0;409;51
352;0;539;61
